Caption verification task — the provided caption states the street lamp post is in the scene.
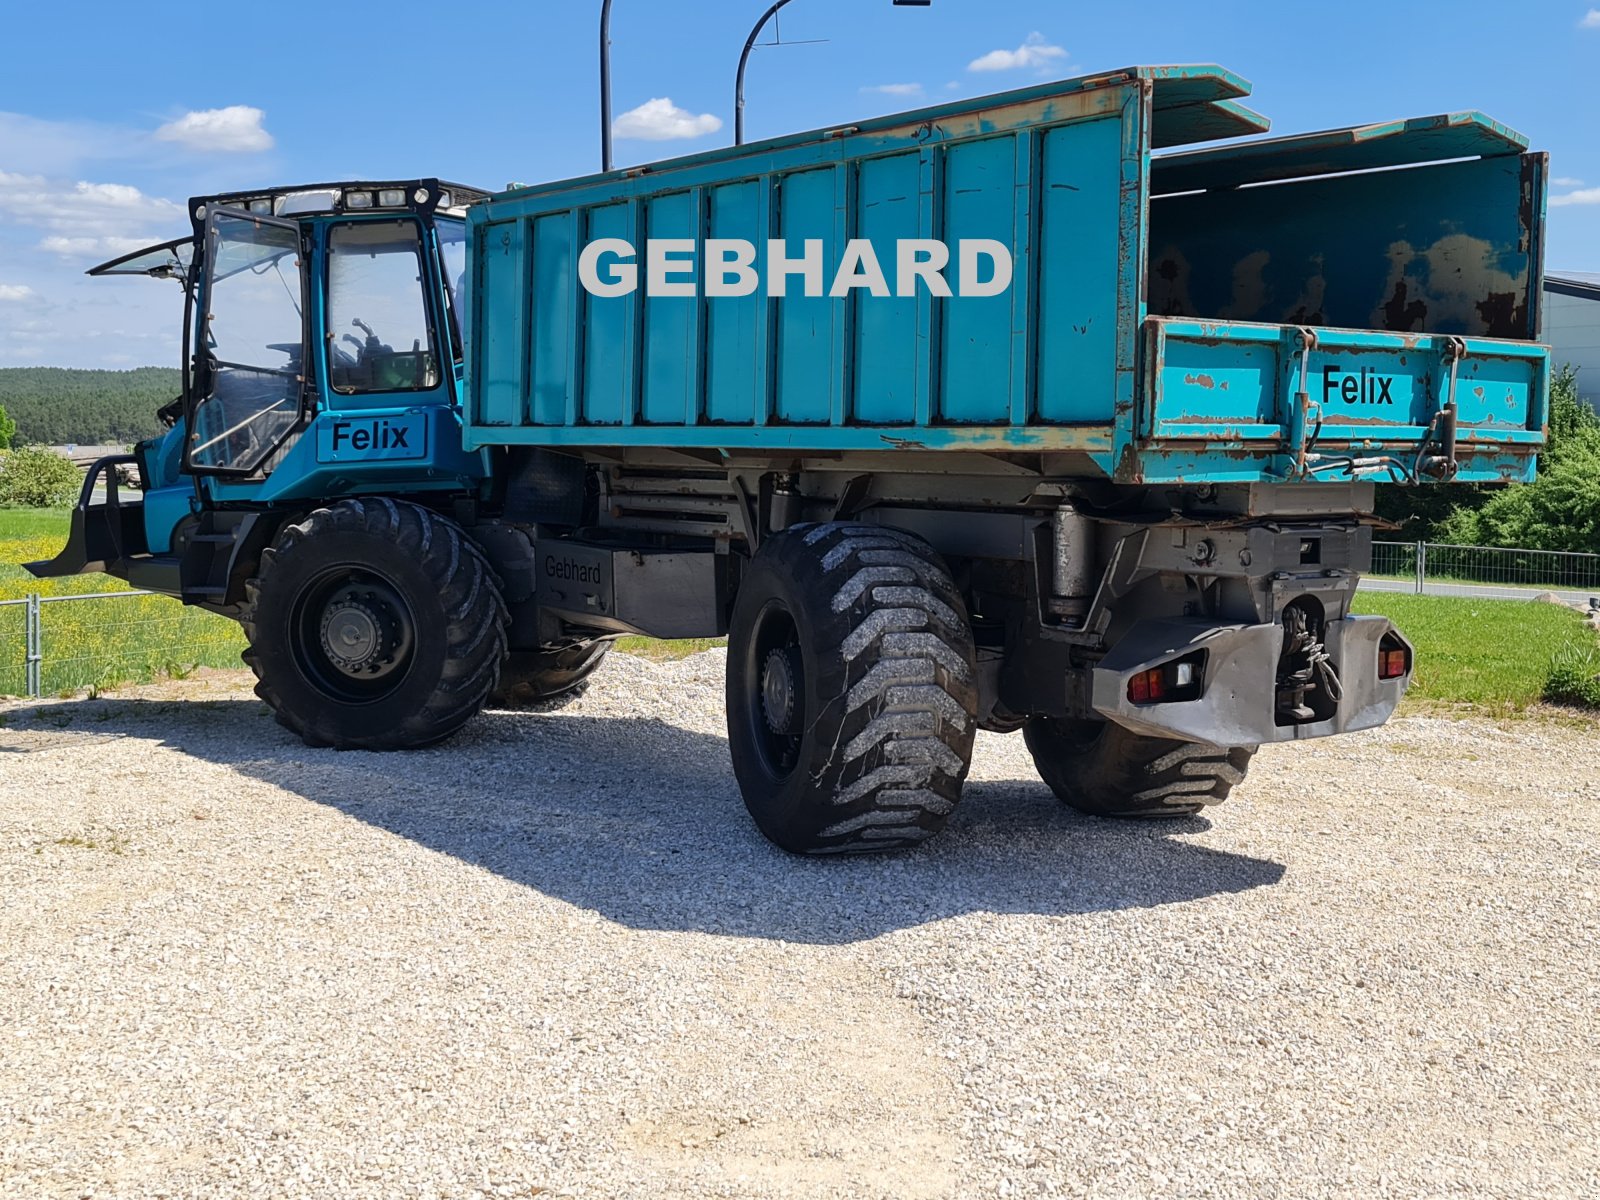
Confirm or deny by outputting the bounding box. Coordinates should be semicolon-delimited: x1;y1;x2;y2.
600;0;615;172
736;0;931;147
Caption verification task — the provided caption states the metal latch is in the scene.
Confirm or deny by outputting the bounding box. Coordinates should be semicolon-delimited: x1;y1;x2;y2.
1416;336;1464;481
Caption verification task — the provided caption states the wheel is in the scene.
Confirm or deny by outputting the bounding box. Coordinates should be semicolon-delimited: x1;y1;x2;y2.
1023;717;1255;818
489;639;614;710
242;498;508;750
726;523;978;855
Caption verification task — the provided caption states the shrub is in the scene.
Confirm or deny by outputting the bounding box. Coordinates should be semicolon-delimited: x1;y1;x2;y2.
0;446;83;508
1544;640;1600;710
1437;367;1600;554
0;404;14;450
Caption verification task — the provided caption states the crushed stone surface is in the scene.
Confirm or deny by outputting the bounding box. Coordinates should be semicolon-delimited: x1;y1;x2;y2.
1;651;1597;1199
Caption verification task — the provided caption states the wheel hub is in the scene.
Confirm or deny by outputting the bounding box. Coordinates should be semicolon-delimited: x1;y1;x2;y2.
319;592;395;677
761;646;801;734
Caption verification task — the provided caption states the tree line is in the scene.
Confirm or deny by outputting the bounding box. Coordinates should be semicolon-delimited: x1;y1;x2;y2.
0;366;179;447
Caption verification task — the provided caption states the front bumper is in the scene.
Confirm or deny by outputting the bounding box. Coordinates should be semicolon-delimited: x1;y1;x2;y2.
1091;615;1411;746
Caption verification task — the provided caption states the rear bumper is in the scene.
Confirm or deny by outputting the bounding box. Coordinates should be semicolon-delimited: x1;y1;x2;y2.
1091;615;1410;746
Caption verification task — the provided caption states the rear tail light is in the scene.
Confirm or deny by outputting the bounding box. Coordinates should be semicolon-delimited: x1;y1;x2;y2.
1127;653;1206;705
1129;667;1165;703
1378;631;1410;680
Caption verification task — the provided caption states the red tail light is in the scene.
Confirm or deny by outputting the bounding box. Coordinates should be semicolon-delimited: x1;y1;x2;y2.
1128;667;1166;703
1379;647;1408;680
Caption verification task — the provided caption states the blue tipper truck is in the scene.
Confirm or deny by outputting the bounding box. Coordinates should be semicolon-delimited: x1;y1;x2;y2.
32;65;1550;853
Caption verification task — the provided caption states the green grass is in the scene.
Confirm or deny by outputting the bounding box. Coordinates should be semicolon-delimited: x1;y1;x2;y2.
0;507;245;698
614;636;726;661
1352;591;1600;712
0;507;79;540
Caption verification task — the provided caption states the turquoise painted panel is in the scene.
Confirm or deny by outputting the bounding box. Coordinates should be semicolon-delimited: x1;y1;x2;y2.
641;190;698;425
940;136;1016;424
853;152;921;425
1036;116;1124;423
475;217;525;426
581;203;633;425
705;180;764;425
1144;319;1547;484
530;213;574;426
1153;334;1277;428
774;167;840;425
143;482;192;555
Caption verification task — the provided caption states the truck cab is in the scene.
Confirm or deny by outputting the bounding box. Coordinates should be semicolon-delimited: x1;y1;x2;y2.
32;179;491;607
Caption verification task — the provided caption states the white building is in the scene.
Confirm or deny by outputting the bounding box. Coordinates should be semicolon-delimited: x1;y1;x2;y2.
1545;272;1600;410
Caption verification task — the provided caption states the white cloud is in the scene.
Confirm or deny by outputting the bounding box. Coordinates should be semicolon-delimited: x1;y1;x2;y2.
0;284;35;301
1551;187;1600;207
0;171;182;239
612;98;723;141
862;83;923;96
1553;176;1586;187
1580;8;1600;28
154;105;273;153
38;235;161;258
968;32;1067;73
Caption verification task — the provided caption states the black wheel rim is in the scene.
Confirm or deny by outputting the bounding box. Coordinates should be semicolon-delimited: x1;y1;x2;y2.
742;598;806;781
290;566;418;704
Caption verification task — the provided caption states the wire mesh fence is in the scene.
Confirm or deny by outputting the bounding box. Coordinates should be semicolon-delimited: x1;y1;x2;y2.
1372;541;1600;595
0;590;245;699
1370;541;1419;581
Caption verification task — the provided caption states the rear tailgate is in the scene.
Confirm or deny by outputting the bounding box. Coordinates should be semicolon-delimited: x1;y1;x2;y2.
1135;317;1548;484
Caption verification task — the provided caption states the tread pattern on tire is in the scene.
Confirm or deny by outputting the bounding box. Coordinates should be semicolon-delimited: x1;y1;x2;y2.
241;498;507;750
489;640;613;710
730;522;978;854
1023;716;1255;818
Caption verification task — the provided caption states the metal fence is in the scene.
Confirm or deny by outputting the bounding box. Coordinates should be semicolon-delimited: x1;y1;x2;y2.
1371;541;1600;596
0;589;245;700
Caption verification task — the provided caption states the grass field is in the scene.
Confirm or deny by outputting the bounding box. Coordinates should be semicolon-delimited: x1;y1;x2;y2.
0;508;247;697
1351;592;1600;712
5;506;1594;710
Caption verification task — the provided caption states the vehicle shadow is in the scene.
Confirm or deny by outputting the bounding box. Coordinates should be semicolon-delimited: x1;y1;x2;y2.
15;697;1286;945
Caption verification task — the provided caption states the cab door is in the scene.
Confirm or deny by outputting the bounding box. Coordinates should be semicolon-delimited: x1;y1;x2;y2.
187;208;309;476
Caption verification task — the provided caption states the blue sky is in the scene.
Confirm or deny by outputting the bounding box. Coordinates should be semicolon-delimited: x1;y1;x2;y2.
1;0;1595;369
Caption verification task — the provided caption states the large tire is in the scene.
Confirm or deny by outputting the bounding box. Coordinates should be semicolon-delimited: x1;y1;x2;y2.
1023;717;1255;818
242;498;507;750
489;640;613;710
726;523;978;855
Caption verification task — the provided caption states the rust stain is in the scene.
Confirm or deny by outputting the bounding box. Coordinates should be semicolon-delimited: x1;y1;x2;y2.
1183;373;1217;390
1382;281;1427;332
1319;413;1422;428
1475;291;1521;339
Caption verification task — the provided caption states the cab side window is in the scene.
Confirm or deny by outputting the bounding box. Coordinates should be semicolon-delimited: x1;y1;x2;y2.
326;220;440;393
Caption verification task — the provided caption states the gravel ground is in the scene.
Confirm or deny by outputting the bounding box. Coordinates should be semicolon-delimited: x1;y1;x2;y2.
1;650;1598;1199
